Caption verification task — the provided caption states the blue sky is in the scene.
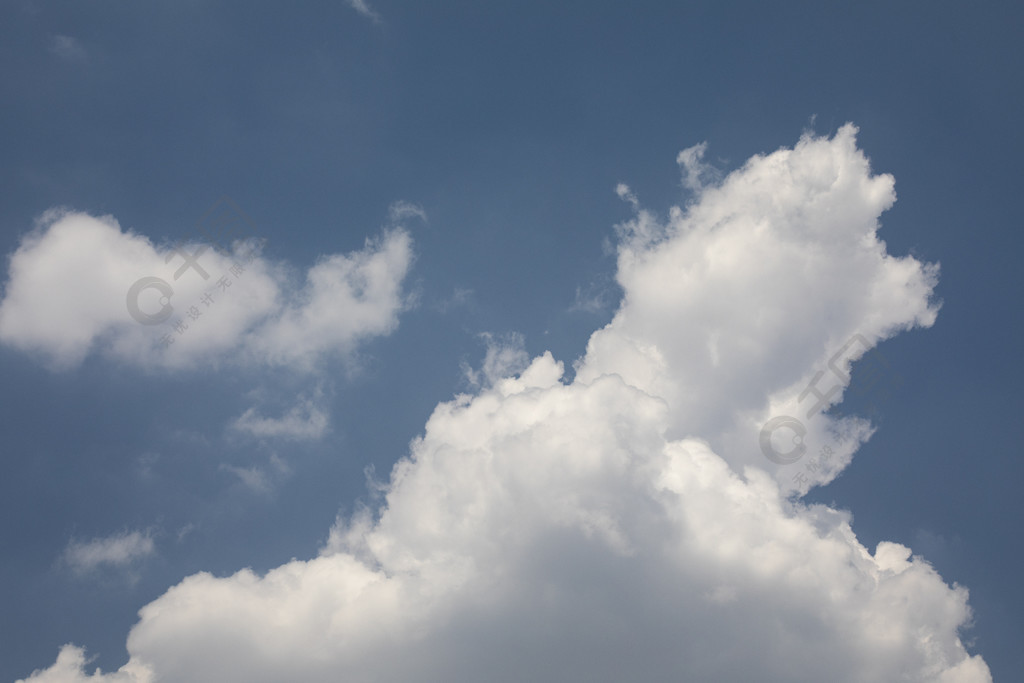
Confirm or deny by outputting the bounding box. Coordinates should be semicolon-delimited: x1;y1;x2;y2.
1;2;1020;681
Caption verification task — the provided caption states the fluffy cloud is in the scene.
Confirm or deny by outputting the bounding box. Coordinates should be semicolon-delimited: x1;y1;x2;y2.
16;645;146;683
577;124;940;493
0;208;414;370
19;127;990;682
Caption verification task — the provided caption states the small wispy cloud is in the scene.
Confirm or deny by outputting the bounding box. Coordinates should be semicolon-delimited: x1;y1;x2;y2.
615;182;640;209
347;0;381;23
433;287;474;314
388;201;426;224
48;34;88;62
231;397;329;440
570;278;615;314
220;464;272;493
62;530;154;578
221;454;291;494
676;141;721;191
461;332;529;388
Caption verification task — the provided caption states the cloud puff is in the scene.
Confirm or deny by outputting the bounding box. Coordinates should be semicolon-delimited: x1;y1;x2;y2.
0;208;414;371
62;530;155;577
19;127;989;682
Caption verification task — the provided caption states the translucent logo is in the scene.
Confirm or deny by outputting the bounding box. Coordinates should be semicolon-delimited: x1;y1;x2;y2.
758;415;807;465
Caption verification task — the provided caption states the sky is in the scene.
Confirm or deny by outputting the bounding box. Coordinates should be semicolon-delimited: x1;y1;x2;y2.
0;1;1021;681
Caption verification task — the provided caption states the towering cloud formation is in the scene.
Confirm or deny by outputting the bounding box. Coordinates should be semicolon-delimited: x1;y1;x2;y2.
578;125;940;493
16;126;990;682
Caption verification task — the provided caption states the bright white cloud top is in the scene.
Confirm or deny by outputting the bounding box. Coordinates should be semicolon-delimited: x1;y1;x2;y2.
580;125;940;495
14;127;990;682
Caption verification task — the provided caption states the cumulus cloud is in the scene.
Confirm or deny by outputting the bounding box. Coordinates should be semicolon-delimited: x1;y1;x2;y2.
19;126;989;682
62;530;155;577
577;124;940;493
0;208;415;371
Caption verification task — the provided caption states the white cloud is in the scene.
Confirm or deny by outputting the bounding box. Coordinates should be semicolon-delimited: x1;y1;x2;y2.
433;286;474;314
0;209;415;371
62;530;155;576
19;127;989;682
220;455;292;495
